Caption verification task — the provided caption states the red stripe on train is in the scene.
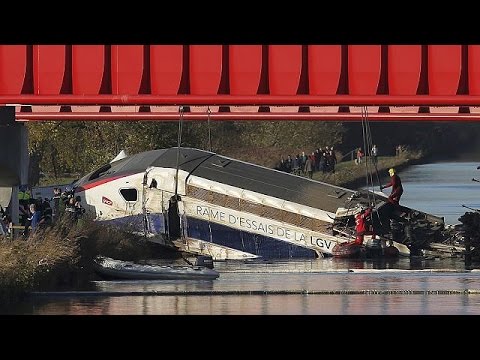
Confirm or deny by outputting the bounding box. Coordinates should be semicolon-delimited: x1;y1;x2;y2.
75;174;132;192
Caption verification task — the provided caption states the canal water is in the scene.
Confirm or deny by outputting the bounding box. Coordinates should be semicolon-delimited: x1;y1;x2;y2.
5;161;480;315
399;161;480;225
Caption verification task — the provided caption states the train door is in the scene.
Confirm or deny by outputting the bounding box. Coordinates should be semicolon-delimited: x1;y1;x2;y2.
142;173;168;239
167;195;182;241
118;187;144;232
119;187;139;215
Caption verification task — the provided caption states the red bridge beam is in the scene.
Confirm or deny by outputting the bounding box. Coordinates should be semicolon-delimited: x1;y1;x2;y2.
15;112;480;122
3;95;480;106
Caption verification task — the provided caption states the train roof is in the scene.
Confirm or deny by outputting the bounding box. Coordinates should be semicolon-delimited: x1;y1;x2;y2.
74;147;369;213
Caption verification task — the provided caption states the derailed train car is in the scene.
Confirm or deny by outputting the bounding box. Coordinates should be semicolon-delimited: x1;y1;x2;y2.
72;147;452;260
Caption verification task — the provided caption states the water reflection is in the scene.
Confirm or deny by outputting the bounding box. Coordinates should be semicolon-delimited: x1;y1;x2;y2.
24;292;480;315
12;261;480;315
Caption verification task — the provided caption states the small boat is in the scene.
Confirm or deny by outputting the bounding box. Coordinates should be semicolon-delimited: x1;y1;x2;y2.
93;256;220;280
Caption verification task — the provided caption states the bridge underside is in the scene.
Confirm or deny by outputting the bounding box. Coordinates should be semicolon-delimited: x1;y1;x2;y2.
6;44;477;189
13;109;480;122
2;44;480;122
7;95;480;122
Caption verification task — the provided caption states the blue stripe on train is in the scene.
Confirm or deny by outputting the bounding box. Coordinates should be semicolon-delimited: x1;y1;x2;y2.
103;213;165;234
103;214;144;231
103;213;317;259
186;217;316;259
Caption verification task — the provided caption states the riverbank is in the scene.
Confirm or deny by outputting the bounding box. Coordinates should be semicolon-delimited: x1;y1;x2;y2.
219;146;423;190
0;216;173;305
311;150;423;189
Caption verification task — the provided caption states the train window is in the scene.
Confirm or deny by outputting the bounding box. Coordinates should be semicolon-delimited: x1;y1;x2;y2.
88;163;112;181
120;188;138;202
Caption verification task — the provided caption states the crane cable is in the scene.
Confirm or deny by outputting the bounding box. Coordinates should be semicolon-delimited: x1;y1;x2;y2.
361;106;372;204
365;110;382;191
174;105;184;198
361;106;383;227
207;106;213;152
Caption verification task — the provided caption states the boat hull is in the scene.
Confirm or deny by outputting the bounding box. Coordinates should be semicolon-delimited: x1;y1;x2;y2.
93;256;219;280
332;242;365;258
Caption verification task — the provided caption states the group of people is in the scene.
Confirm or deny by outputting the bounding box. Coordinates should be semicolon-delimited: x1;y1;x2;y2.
276;147;338;178
19;196;53;237
61;189;86;222
23;187;85;237
0;185;85;239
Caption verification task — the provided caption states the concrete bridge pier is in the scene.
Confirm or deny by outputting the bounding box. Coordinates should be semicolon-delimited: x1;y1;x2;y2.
0;106;29;225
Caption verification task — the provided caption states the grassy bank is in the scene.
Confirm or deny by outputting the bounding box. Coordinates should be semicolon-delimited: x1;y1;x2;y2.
0;215;173;304
311;150;423;189
220;147;423;190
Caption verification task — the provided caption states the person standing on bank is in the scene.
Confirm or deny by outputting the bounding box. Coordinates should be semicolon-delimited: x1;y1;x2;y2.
52;187;62;223
304;155;313;179
380;168;404;206
25;203;43;236
371;144;378;164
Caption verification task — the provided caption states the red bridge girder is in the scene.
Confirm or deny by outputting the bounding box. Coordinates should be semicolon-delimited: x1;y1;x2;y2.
15;112;480;122
1;45;480;121
3;95;480;106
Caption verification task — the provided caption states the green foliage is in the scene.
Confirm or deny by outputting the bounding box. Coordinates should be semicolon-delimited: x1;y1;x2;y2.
234;121;345;149
27;121;180;180
27;119;480;184
27;120;346;178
